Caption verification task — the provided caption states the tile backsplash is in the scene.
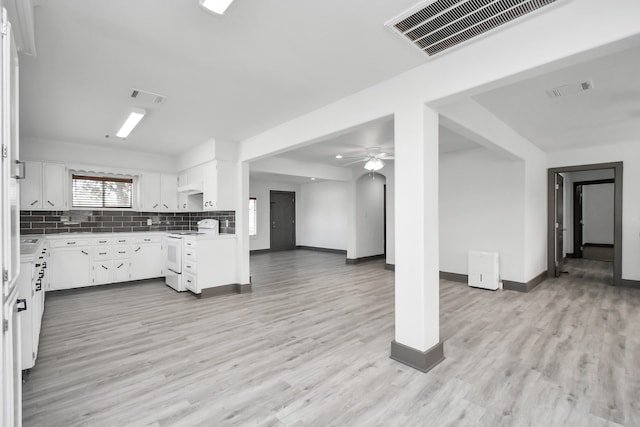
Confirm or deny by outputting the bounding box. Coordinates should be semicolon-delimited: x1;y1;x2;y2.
20;210;235;235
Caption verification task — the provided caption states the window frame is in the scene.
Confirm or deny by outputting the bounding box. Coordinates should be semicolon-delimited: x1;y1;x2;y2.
70;173;136;210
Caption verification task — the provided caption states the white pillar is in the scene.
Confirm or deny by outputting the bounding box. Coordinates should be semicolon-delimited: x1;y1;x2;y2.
391;102;443;372
346;174;358;261
236;161;251;288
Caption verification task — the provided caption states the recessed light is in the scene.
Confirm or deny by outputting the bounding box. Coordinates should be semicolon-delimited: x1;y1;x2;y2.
199;0;235;15
310;177;316;181
335;155;343;159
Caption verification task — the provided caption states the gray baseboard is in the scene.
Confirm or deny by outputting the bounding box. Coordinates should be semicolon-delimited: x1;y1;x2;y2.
390;340;445;373
618;279;640;289
296;245;347;255
503;271;547;293
250;249;271;255
199;283;252;298
439;271;468;284
385;263;395;271
346;254;385;265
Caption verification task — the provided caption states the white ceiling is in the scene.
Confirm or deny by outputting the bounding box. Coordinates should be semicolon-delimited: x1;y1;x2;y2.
474;43;640;152
20;0;426;155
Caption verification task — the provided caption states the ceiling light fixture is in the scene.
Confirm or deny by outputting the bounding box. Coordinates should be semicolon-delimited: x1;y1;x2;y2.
364;158;384;171
335;155;343;159
310;177;316;181
199;0;235;15
116;108;146;139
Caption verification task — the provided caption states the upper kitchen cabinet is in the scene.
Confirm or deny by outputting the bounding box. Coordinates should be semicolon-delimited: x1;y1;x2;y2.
202;160;236;211
20;161;67;210
139;173;178;212
177;167;203;212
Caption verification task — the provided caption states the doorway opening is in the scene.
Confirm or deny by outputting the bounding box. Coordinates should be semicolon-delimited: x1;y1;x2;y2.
547;162;622;285
270;191;296;251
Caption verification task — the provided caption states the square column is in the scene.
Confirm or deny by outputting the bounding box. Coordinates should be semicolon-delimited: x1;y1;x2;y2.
391;102;443;372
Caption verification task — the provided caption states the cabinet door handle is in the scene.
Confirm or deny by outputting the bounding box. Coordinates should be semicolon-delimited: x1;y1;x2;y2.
118;251;126;254
81;250;88;255
153;204;159;208
98;240;107;243
144;238;151;242
99;252;107;255
67;241;76;245
17;299;27;312
102;265;108;270
135;247;141;252
15;161;25;179
47;200;54;206
30;200;39;206
163;204;169;209
117;263;124;269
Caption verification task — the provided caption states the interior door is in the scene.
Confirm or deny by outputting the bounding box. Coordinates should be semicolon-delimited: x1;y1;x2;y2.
270;191;296;251
554;174;564;277
574;184;584;258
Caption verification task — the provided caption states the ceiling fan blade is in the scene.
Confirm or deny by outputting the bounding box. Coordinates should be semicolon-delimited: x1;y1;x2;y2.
342;158;368;166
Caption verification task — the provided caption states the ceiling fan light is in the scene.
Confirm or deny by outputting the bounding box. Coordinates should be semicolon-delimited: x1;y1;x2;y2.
199;0;235;15
364;158;384;171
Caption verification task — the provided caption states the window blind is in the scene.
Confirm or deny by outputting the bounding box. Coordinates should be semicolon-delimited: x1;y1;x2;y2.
72;175;133;208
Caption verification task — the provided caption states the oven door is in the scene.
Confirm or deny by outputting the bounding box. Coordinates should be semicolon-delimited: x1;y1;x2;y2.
165;236;182;274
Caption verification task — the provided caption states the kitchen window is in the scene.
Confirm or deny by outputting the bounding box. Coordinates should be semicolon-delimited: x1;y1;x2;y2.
249;197;257;236
72;174;133;208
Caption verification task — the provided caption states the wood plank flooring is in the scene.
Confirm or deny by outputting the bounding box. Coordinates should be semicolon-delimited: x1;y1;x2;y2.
22;252;640;426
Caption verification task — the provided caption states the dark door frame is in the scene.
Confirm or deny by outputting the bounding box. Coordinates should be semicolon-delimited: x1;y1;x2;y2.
547;162;623;286
572;178;615;259
269;190;296;251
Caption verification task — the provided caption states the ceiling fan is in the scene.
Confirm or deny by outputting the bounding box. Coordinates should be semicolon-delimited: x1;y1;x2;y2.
338;148;394;171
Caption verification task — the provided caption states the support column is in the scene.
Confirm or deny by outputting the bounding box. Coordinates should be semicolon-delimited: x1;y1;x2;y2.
346;173;358;260
390;102;443;372
236;161;251;290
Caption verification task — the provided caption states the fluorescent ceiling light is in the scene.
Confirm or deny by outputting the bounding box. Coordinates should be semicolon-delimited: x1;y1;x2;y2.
364;158;384;171
199;0;235;15
116;108;146;139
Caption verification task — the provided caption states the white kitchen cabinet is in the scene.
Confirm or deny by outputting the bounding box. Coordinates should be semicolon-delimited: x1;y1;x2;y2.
202;160;236;211
92;261;112;285
113;260;131;282
19;161;67;210
161;174;178;211
182;236;237;294
140;173;178;212
130;241;163;280
50;246;92;290
43;163;67;209
140;172;162;211
178;167;204;212
20;160;42;209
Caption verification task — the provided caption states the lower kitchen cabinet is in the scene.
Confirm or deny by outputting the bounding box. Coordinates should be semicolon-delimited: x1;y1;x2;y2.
50;246;92;290
130;243;163;280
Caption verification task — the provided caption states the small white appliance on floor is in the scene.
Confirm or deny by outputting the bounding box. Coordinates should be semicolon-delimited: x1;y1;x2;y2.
468;251;502;290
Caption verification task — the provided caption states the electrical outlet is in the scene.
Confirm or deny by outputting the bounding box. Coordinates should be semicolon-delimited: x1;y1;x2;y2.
147;218;153;226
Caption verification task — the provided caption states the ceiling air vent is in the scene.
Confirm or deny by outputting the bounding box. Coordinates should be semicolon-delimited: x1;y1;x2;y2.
130;88;167;105
546;80;594;98
386;0;560;57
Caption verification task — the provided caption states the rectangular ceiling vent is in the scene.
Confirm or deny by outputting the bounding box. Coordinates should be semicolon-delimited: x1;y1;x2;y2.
546;80;594;98
130;88;167;105
386;0;560;57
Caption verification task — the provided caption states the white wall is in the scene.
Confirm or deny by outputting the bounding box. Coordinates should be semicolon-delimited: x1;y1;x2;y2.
548;140;640;281
439;148;525;282
249;178;300;251
583;183;614;245
21;137;175;172
353;173;386;258
297;181;349;250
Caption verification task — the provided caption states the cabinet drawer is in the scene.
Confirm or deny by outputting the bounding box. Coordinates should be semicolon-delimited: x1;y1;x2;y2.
184;273;197;292
113;245;130;259
50;239;92;248
183;247;197;260
132;236;161;244
183;261;197;274
95;238;113;245
114;237;129;244
184;239;196;249
93;247;111;260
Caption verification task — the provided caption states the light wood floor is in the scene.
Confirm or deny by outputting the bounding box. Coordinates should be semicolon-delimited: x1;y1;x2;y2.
22;252;639;426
